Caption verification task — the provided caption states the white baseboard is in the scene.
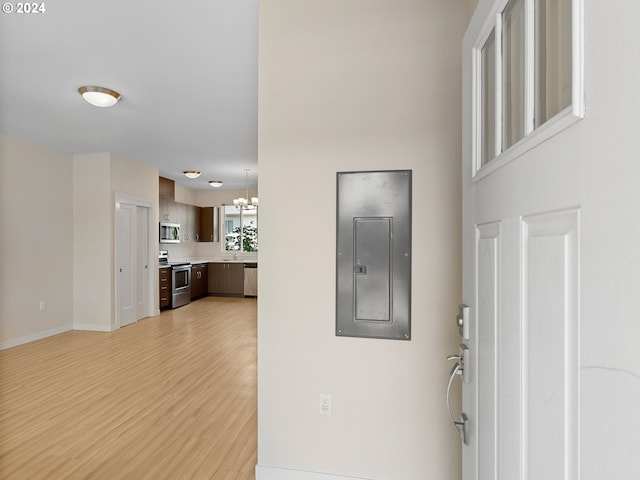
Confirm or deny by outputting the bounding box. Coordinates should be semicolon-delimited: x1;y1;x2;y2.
0;324;73;350
255;465;371;480
73;323;117;332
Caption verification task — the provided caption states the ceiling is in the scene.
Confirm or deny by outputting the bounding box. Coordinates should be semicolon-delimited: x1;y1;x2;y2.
0;0;258;190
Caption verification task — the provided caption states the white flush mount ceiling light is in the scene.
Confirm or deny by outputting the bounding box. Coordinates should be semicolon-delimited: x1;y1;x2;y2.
78;86;121;107
233;169;258;209
183;171;201;179
208;180;223;188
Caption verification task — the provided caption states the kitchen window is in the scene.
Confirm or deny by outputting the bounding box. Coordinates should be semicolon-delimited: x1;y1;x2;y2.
474;0;583;177
222;205;258;252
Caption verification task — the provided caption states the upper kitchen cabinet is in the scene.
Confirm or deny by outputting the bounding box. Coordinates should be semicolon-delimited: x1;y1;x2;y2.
159;177;176;222
200;207;219;243
186;204;202;242
175;202;188;238
159;176;174;199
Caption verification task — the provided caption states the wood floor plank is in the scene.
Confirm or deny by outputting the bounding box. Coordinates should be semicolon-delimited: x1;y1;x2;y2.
0;297;257;480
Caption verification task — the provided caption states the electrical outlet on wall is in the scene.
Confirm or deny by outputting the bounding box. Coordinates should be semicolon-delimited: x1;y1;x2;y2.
319;394;332;415
39;301;45;311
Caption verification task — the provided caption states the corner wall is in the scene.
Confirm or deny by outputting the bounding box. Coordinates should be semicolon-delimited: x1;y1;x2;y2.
0;134;74;347
257;1;466;478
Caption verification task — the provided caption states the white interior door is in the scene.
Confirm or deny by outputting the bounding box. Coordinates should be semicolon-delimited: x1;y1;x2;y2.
460;2;640;480
136;205;149;320
117;202;150;327
117;202;137;327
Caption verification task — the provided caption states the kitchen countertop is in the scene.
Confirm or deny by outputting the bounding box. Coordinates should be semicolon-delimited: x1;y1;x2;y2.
190;259;256;264
159;258;258;266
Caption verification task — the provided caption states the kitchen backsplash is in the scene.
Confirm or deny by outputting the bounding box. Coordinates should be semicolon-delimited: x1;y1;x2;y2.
159;241;257;262
160;243;197;261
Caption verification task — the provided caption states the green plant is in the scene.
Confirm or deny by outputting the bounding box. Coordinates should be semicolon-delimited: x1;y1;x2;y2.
225;221;258;252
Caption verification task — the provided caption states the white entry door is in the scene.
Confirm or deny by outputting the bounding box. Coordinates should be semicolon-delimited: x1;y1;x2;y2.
117;202;150;327
460;1;640;480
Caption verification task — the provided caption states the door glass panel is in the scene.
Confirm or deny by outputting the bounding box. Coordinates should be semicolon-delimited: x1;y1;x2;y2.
502;0;525;151
535;0;572;127
481;30;496;167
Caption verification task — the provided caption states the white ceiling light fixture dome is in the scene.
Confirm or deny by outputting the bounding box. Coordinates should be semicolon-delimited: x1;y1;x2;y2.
208;180;223;188
183;170;201;179
78;85;121;107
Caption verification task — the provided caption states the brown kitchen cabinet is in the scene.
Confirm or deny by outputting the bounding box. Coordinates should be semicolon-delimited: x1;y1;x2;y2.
188;205;202;242
159;176;175;199
159;267;171;309
159;177;176;223
200;207;218;242
191;264;208;299
159;177;205;242
208;262;244;296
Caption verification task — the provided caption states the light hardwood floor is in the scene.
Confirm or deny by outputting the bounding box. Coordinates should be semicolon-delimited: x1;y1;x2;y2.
0;297;257;480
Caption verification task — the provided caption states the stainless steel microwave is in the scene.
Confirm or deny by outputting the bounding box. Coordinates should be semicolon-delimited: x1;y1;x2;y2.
159;222;180;243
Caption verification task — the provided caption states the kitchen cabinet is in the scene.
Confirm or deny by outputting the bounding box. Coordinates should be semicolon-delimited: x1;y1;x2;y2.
200;207;218;242
159;267;171;309
158;177;205;241
159;196;177;223
175;202;188;239
188;205;201;242
208;262;244;296
162;202;202;242
191;264;208;299
159;177;176;222
159;176;174;199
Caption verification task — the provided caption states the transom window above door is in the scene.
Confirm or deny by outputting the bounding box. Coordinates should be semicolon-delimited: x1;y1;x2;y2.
474;0;584;177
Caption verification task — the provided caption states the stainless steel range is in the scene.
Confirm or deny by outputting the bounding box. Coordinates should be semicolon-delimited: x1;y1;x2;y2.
159;251;191;308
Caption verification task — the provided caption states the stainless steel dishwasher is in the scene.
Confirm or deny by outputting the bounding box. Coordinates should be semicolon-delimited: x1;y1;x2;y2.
243;263;258;296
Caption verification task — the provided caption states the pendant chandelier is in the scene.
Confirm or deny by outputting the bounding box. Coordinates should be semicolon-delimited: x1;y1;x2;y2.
233;169;259;210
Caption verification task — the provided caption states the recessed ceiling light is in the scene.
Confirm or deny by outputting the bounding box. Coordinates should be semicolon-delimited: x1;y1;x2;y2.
208;180;223;188
183;171;201;179
78;85;121;107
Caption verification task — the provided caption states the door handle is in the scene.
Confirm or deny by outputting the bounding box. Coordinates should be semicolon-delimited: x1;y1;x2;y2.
446;361;469;445
447;344;469;383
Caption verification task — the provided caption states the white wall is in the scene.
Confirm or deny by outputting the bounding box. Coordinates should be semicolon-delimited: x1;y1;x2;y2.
1;139;158;344
0;134;74;347
174;183;197;205
73;153;112;330
466;0;478;20
257;1;466;479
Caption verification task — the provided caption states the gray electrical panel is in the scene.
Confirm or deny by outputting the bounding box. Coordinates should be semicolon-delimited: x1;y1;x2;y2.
336;170;411;340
